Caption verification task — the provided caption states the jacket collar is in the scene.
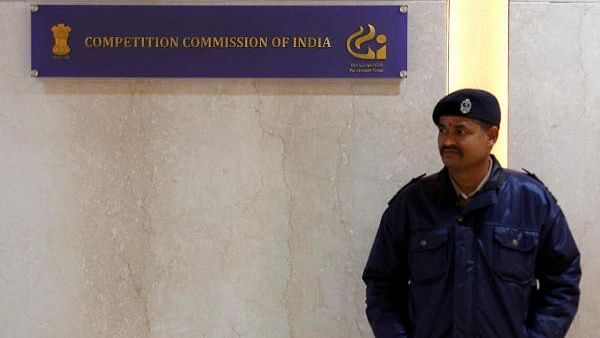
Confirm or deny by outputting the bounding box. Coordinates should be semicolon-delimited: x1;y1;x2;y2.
481;154;506;191
426;155;506;209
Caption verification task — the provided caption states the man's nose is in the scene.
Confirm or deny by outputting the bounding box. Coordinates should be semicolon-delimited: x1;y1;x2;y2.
441;133;456;146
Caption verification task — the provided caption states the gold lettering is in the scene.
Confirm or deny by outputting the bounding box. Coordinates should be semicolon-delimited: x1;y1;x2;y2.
293;36;332;48
251;36;267;48
82;35;272;49
293;37;304;48
272;37;282;48
236;37;244;47
191;37;201;48
200;37;210;48
180;36;270;48
82;36;187;48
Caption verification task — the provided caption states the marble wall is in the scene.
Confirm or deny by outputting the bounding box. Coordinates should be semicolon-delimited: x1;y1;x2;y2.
0;1;447;337
509;1;600;337
6;0;598;337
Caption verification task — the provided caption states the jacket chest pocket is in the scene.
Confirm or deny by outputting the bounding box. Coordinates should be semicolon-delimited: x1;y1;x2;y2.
492;227;539;284
408;229;450;283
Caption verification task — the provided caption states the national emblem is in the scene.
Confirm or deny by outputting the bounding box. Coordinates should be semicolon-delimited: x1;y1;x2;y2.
51;23;72;57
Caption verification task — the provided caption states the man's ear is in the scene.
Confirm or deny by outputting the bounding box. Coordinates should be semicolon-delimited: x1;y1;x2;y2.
487;126;499;147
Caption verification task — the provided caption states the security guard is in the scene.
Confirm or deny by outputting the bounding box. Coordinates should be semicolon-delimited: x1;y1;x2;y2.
362;89;581;338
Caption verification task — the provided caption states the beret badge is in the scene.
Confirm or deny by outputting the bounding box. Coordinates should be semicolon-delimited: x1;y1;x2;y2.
460;98;472;114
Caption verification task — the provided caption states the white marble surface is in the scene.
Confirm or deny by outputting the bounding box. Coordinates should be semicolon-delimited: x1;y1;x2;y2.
0;1;446;337
510;3;600;337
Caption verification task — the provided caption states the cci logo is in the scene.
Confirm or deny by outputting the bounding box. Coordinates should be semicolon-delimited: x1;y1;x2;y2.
346;24;387;60
51;23;72;57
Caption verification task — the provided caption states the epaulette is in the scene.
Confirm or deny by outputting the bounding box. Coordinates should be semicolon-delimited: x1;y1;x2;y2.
388;173;426;205
522;168;557;202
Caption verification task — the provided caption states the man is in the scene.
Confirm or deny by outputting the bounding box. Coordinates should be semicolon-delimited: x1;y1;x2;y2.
362;88;581;338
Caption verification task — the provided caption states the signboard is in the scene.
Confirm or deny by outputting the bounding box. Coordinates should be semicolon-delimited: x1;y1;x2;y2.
31;5;407;78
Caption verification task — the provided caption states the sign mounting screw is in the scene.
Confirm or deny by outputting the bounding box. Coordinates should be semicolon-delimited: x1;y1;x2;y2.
31;5;39;12
400;5;408;14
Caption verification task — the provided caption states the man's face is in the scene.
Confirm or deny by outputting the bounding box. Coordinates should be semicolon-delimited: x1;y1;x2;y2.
437;115;498;171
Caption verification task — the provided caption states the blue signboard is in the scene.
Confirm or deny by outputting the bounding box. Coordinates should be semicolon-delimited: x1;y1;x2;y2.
31;5;407;78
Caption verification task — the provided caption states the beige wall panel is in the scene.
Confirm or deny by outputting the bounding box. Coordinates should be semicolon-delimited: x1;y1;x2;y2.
510;3;600;337
0;1;447;337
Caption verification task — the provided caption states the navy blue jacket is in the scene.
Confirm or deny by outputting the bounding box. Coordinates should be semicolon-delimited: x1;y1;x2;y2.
362;157;581;338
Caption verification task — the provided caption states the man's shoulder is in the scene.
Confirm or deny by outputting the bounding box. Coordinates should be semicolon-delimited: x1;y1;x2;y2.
503;167;558;202
387;173;432;205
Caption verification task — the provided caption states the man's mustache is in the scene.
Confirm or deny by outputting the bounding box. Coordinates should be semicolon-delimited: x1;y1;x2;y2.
440;146;463;156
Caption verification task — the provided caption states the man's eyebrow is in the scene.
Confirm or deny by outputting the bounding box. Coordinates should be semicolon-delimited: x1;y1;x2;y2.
454;122;470;129
437;120;474;129
437;122;468;128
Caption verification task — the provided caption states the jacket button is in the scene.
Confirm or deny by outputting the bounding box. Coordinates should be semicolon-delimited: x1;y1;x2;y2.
512;239;519;247
457;216;464;223
420;240;427;247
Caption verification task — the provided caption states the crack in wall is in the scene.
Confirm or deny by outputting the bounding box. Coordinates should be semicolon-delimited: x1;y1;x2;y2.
334;96;358;238
253;81;295;338
576;6;590;118
72;86;159;338
334;94;369;337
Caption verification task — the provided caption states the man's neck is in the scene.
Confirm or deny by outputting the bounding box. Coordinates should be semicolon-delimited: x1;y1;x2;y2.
448;157;492;196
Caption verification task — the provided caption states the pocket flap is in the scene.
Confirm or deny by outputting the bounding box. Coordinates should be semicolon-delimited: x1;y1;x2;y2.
410;229;449;252
494;227;539;252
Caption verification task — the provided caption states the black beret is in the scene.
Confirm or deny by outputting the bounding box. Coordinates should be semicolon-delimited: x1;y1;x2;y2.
432;88;501;127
